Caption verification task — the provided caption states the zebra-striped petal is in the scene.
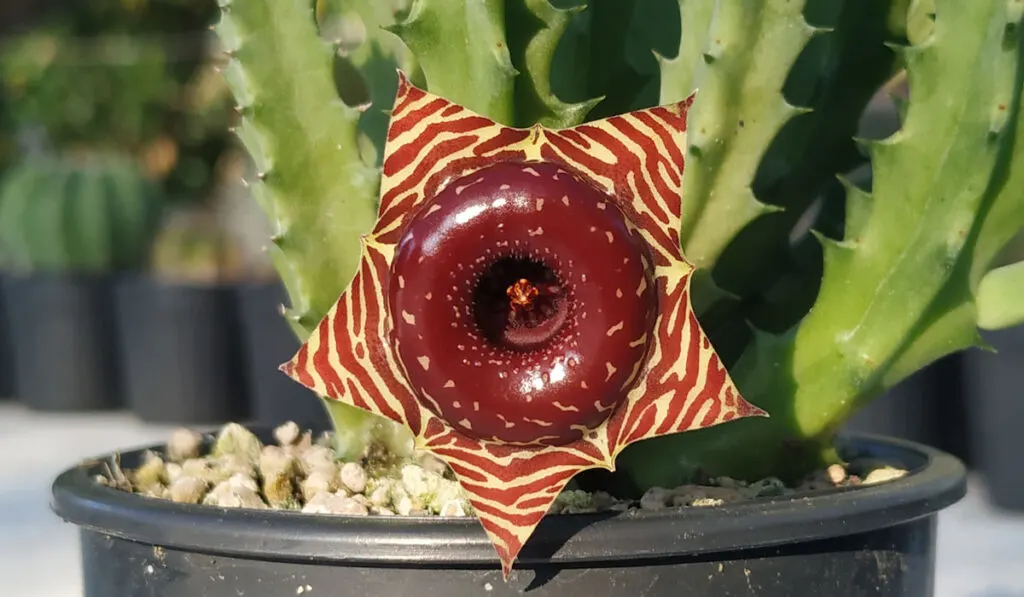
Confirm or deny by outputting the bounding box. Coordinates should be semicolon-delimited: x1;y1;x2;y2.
281;71;766;579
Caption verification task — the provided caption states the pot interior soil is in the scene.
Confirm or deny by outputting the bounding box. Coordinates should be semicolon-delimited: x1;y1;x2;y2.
98;420;911;518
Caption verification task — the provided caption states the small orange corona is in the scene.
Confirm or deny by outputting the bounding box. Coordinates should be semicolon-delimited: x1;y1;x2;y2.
506;278;539;312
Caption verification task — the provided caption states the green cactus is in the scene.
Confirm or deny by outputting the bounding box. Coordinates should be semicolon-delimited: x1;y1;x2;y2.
0;154;164;274
215;0;1024;486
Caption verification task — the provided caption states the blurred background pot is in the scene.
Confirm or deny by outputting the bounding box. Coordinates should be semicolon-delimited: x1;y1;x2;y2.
114;206;248;424
0;273;14;399
1;272;120;411
0;0;242;412
963;327;1024;511
236;278;330;432
114;277;247;424
961;232;1024;510
0;153;165;411
844;355;971;468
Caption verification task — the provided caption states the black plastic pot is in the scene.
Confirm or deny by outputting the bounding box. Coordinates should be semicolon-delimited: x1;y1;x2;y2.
0;273;14;398
51;432;966;597
113;276;247;424
844;355;972;467
236;280;330;432
1;272;121;410
963;327;1024;511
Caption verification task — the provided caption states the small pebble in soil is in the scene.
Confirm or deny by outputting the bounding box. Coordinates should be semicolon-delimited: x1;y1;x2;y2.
670;485;742;507
260;445;300;508
274;421;302;447
441;499;469;517
301;470;339;503
639;487;672;511
212;423;263;465
827;464;847;485
165;462;183;484
395;495;415;516
203;475;267;509
863;466;907;485
691;497;725;507
169;476;207;504
102;420;910;518
181;454;253;485
300;445;339;478
368;483;391;508
302;491;369;515
131;452;167;495
167;429;204;462
340;462;367;494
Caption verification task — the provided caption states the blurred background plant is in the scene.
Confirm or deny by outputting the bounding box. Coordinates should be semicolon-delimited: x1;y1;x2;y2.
0;0;237;204
0;0;308;424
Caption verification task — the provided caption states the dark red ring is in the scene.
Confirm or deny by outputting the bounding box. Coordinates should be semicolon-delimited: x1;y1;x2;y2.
389;161;658;444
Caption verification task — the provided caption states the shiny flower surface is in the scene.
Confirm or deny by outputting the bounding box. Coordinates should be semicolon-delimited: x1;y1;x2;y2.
281;73;765;578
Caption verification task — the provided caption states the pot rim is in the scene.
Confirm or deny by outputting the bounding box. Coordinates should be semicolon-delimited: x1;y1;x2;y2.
50;431;966;567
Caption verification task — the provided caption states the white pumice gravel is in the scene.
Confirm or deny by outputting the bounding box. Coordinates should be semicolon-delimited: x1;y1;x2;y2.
101;420;908;517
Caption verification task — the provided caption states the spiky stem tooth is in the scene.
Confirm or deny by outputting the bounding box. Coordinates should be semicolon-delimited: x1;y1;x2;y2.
215;0;378;328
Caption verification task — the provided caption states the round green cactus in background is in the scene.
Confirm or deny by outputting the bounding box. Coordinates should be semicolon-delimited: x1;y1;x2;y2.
0;153;165;274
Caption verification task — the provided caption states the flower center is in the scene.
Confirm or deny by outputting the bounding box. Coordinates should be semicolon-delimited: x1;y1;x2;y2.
472;256;570;351
388;160;658;445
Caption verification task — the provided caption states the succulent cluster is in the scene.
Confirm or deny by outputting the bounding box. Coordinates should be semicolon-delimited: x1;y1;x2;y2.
215;0;1024;578
0;154;164;273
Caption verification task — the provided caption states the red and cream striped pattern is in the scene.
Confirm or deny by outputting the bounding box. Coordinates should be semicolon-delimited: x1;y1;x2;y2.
281;72;765;578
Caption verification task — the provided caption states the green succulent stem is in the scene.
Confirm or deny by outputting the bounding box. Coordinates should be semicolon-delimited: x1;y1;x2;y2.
657;0;714;105
315;0;421;166
689;0;907;360
622;0;1024;486
506;0;600;128
390;0;517;125
214;0;412;460
673;0;813;275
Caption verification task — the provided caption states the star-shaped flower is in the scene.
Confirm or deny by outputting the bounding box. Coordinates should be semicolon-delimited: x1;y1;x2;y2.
281;72;765;578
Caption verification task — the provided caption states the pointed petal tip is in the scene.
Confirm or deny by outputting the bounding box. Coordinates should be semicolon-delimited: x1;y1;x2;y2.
739;398;769;419
395;68;412;90
278;359;296;378
495;537;521;582
665;90;697;115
